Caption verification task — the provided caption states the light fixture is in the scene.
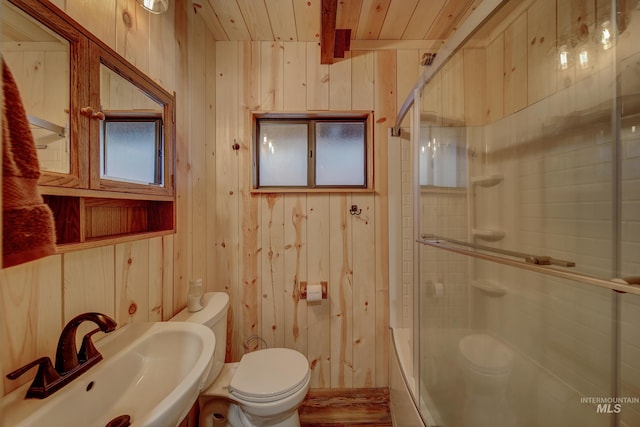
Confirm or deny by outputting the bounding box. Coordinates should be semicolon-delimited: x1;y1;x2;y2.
558;45;569;70
136;0;168;14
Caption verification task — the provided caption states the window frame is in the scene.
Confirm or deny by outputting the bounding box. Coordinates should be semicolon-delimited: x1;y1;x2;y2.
100;113;164;186
251;111;374;192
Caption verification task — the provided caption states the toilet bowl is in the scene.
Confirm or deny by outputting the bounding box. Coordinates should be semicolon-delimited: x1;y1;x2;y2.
171;292;311;427
458;333;516;427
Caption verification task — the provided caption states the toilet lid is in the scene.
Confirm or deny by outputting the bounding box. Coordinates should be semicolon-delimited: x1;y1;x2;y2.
459;334;513;374
229;348;310;403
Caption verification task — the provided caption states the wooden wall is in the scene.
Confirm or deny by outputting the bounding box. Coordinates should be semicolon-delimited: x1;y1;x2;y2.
0;0;209;395
210;42;423;388
0;0;426;397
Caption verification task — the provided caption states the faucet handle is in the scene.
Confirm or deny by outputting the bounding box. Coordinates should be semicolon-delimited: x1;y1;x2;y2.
78;327;103;363
6;357;61;399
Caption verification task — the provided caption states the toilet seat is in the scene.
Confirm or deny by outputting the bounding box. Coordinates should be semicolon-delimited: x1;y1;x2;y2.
459;334;513;375
229;348;311;403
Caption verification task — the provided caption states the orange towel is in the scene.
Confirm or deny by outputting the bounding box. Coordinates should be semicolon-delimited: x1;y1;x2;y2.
2;58;56;268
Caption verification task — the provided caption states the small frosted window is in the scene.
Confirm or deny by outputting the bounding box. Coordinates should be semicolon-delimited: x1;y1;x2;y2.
101;120;163;185
316;122;365;186
419;126;466;188
258;123;308;186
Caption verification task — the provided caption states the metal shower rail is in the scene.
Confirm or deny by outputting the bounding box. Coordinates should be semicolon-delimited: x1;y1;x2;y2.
417;235;640;296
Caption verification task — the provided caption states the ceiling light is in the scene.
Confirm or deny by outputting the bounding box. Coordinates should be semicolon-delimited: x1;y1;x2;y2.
136;0;168;14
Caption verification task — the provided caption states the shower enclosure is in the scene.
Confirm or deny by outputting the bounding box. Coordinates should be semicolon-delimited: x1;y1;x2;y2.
389;0;640;426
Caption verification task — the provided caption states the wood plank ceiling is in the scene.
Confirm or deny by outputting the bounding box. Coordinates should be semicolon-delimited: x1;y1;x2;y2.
194;0;479;46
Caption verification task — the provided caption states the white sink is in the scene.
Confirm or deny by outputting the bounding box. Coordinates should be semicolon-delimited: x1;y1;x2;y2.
1;322;215;427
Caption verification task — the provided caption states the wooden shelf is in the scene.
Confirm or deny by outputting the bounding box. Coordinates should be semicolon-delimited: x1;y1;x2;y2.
42;191;174;250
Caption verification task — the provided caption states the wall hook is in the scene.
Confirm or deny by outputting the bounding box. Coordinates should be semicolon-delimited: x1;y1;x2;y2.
232;139;240;150
349;204;362;215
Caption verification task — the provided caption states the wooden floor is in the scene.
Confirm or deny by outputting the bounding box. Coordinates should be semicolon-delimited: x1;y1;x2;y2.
299;388;393;427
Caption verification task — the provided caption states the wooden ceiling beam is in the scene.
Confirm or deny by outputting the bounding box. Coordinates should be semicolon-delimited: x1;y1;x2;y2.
321;0;338;64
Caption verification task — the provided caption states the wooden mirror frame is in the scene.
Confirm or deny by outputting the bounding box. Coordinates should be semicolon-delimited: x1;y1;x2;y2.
6;0;175;197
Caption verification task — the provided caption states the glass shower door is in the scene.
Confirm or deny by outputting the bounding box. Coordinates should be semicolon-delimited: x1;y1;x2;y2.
411;0;640;425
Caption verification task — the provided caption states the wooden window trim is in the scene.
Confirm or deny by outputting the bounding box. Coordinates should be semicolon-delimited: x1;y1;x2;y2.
251;111;375;193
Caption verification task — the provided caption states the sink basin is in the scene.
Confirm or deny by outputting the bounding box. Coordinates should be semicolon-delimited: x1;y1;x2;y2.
1;322;215;427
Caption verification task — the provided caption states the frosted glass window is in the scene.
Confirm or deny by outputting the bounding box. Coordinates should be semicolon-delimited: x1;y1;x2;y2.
419;126;466;188
258;123;308;186
101;119;163;185
316;122;365;186
255;115;369;189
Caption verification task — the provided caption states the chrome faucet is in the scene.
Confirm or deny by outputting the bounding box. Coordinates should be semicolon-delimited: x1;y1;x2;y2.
6;312;117;399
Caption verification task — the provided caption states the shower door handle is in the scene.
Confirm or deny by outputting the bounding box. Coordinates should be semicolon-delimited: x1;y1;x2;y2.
612;277;640;286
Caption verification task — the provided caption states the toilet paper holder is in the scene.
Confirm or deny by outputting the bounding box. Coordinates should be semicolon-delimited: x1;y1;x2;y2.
299;281;328;300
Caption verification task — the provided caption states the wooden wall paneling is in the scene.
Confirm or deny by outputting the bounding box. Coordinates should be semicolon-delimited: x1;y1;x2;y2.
463;48;487;126
215;41;241;360
351;51;375;111
329;51;352;110
23;51;45;117
173;0;190;312
485;34;504;123
503;12;528;115
262;41;284;111
283;43;307;110
240;41;262;352
261;194;286;348
421;64;441;117
355;0;391;40
193;0;228;42
115;0;150;74
403;0;447;40
351;193;376;387
63;247;116;347
115;240;150;324
329;193;353;387
147;237;164;321
44;50;70;127
293;0;321;42
162;235;175;320
373;50;395;387
207;0;251;40
236;0;274;41
306;194;332;387
66;0;117;49
441;51;465;123
148;0;176;92
190;14;208;283
557;0;596;85
527;0;557;105
327;51;354;388
379;0;419;40
0;256;62;393
396;49;420;128
336;0;362;32
425;0;474;41
264;0;298;42
306;42;330;110
283;194;308;356
205;28;218;293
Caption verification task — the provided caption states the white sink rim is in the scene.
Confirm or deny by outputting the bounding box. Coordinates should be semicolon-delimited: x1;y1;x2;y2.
1;321;215;427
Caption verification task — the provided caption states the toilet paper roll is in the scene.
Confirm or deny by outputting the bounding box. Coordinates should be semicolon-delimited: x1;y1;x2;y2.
307;283;323;302
200;399;230;426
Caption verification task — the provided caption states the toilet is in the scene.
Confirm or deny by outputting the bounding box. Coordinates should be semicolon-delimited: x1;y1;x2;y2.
171;292;311;427
458;333;516;427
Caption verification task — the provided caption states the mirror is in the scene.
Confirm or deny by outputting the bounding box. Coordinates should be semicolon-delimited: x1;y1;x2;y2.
99;64;165;186
1;0;70;174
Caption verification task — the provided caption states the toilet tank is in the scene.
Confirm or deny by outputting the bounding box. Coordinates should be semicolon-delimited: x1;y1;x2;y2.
171;292;229;388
